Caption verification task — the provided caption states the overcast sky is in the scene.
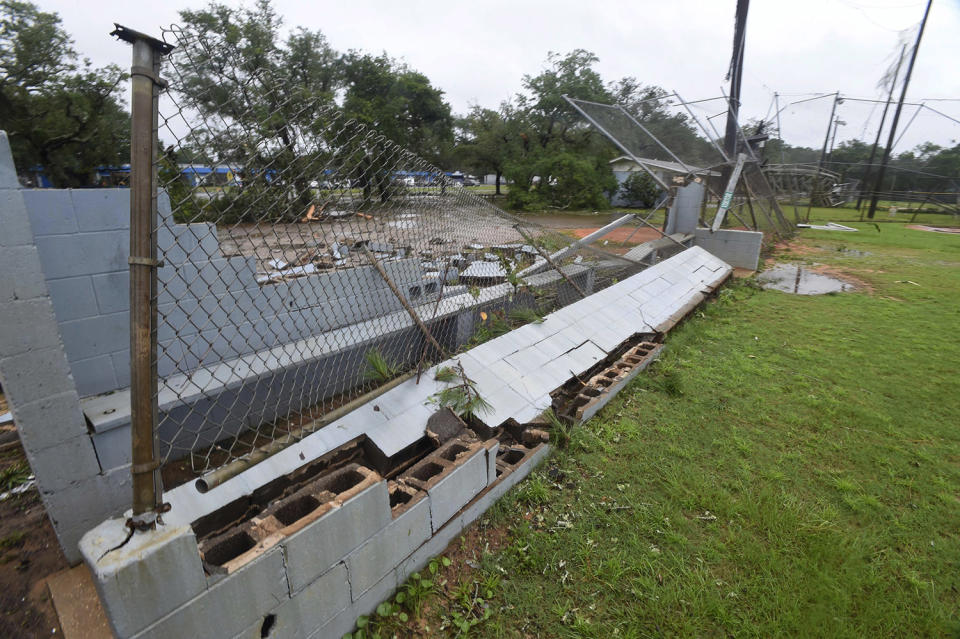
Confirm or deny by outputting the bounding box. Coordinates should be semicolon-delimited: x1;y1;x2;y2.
39;0;960;155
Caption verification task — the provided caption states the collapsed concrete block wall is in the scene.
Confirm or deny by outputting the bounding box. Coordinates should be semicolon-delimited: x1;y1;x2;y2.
0;131;600;563
81;435;551;639
78;245;734;638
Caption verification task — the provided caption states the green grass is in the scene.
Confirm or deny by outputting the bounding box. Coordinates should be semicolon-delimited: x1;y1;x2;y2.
374;222;960;637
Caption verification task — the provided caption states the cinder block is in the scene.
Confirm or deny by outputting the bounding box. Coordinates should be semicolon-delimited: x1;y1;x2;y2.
0;245;48;301
0;189;35;247
45;275;99;321
71;354;119;397
426;448;487;532
311;569;398;639
345;496;430;600
237;563;351;639
91;271;130;315
92;424;131;471
283;481;391;593
43;465;131;564
0;132;20;190
113;350;131;388
80;520;207;638
26;434;100;491
133;547;288;639
461;444;551;529
0;345;74;406
395;511;466;587
485;440;499;486
58;312;128;363
21;189;79;236
8;390;87;451
0;297;62;357
34;230;128;279
71;189;130;232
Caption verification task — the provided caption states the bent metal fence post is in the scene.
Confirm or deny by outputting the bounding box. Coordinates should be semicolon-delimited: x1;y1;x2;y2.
112;25;174;523
119;23;648;503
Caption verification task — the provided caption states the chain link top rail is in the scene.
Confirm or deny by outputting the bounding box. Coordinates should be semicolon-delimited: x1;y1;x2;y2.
150;24;649;484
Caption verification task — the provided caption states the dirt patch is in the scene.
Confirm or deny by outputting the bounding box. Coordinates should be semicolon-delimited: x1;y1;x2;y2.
563;226;660;247
0;455;67;638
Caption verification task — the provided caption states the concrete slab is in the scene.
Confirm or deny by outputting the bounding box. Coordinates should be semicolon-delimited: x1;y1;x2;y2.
46;564;112;639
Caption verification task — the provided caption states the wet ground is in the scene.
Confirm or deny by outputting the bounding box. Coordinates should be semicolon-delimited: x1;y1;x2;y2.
758;263;856;295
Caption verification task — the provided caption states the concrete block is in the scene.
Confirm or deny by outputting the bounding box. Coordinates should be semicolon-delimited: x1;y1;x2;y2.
345;496;430;600
71;354;119;397
427;448;487;532
7;390;87;451
91;271;130;315
395;511;466;587
311;569;398;639
92;424;131;471
113;350;131;388
0;245;48;301
58;312;128;363
0;297;62;357
485;440;499;486
0;345;74;406
0;131;19;190
34;230;128;279
460;445;551;529
283;481;391;593
71;189;130;232
80;520;207;638
134;547;288;639
0;189;35;247
45;275;99;321
43;465;131;564
234;563;351;639
27;434;101;491
21;189;79;236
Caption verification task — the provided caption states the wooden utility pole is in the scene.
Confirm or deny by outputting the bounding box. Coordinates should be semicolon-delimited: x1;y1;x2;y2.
867;0;934;219
856;45;907;212
723;0;750;161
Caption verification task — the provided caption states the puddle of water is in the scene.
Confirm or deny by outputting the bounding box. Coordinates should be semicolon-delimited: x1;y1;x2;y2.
758;263;855;295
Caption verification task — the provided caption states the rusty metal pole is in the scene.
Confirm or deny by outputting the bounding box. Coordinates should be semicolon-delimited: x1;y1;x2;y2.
112;25;174;523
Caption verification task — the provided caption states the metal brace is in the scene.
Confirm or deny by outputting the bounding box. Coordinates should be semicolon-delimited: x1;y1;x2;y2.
128;256;164;268
131;459;161;474
130;64;168;90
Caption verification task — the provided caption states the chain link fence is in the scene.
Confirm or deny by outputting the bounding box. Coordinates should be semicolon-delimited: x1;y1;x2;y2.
141;25;648;488
565;96;795;241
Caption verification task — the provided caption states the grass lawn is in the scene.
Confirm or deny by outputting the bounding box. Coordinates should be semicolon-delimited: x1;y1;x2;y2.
357;219;960;637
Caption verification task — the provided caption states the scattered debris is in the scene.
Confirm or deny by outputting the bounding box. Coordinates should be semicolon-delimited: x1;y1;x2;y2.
797;222;858;232
0;476;35;502
906;225;960;234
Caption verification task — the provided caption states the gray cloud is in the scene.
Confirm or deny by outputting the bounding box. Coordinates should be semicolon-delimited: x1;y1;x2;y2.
39;0;960;154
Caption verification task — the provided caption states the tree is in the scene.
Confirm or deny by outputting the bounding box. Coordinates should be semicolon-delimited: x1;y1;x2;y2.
609;79;717;165
456;104;517;194
619;171;660;208
340;51;453;166
0;0;129;186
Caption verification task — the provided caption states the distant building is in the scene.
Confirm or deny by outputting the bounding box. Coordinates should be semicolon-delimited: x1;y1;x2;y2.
608;156;718;206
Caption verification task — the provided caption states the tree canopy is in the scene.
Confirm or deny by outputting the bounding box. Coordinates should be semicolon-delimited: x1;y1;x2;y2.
0;0;129;186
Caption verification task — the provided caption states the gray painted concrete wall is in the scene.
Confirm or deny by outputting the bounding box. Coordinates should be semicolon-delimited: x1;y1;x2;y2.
693;228;763;270
0;133;129;564
22;188;431;398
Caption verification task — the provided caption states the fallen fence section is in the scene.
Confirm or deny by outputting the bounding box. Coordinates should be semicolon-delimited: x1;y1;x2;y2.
80;246;732;639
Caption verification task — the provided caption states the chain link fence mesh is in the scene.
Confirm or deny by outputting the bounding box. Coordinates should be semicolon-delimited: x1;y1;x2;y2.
564;96;795;244
151;25;649;485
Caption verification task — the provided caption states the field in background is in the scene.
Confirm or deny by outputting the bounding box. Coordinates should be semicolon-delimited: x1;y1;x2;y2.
357;218;960;637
